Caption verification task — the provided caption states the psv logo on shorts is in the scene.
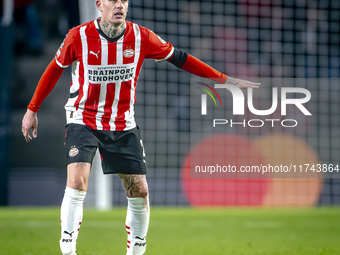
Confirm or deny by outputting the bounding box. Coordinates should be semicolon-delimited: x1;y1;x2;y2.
69;147;79;157
123;48;135;58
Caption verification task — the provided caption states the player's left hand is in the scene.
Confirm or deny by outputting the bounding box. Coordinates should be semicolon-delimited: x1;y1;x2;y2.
22;109;38;143
226;77;260;89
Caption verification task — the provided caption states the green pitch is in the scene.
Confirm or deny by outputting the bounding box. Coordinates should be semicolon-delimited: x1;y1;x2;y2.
0;207;339;255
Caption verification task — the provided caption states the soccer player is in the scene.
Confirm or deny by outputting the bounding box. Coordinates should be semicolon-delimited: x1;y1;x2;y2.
21;0;260;254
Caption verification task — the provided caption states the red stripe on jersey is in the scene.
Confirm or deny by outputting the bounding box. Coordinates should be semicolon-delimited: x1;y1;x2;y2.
108;41;117;65
133;50;144;104
134;83;137;104
125;225;130;229
115;81;132;131
83;83;101;129
101;83;116;131
72;26;86;111
132;27;147;104
133;57;143;105
123;25;135;64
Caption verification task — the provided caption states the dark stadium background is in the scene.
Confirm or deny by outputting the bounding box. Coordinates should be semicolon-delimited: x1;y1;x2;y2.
1;0;339;207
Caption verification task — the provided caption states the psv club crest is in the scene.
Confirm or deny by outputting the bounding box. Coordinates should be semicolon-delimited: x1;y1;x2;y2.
123;48;135;58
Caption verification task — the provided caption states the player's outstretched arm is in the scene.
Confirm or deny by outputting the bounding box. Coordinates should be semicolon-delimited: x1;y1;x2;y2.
22;59;64;143
226;77;260;89
167;51;260;89
22;109;38;143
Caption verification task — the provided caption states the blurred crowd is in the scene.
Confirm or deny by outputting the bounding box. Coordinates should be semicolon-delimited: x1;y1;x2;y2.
1;0;80;56
0;0;81;205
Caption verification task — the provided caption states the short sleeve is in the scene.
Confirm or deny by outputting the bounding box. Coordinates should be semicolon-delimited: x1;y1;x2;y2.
145;29;174;62
55;29;78;68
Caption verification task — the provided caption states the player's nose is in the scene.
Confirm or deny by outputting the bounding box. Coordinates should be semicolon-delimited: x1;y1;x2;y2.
115;0;124;8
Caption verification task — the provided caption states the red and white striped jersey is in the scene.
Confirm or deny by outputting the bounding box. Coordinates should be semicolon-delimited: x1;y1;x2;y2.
55;19;174;131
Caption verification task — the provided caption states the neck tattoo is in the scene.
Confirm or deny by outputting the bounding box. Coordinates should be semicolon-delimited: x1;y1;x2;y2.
99;20;125;39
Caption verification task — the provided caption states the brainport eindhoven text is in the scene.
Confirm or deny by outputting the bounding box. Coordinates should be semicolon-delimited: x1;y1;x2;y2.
88;67;134;82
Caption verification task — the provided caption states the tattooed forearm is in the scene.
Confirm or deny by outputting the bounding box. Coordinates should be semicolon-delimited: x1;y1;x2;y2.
119;174;148;198
99;20;125;39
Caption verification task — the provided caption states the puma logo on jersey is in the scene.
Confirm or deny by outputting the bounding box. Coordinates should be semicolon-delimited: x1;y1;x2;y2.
90;50;100;59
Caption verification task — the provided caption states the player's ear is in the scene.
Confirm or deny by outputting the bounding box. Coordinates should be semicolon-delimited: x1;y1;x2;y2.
96;0;103;12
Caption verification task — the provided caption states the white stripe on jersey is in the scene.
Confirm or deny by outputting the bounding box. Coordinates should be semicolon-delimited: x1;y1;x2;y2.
65;60;80;122
94;19;99;29
154;46;174;62
95;36;109;130
133;24;141;65
55;57;69;68
109;35;125;131
71;60;80;94
76;26;89;124
116;35;124;65
125;24;142;129
65;26;87;124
